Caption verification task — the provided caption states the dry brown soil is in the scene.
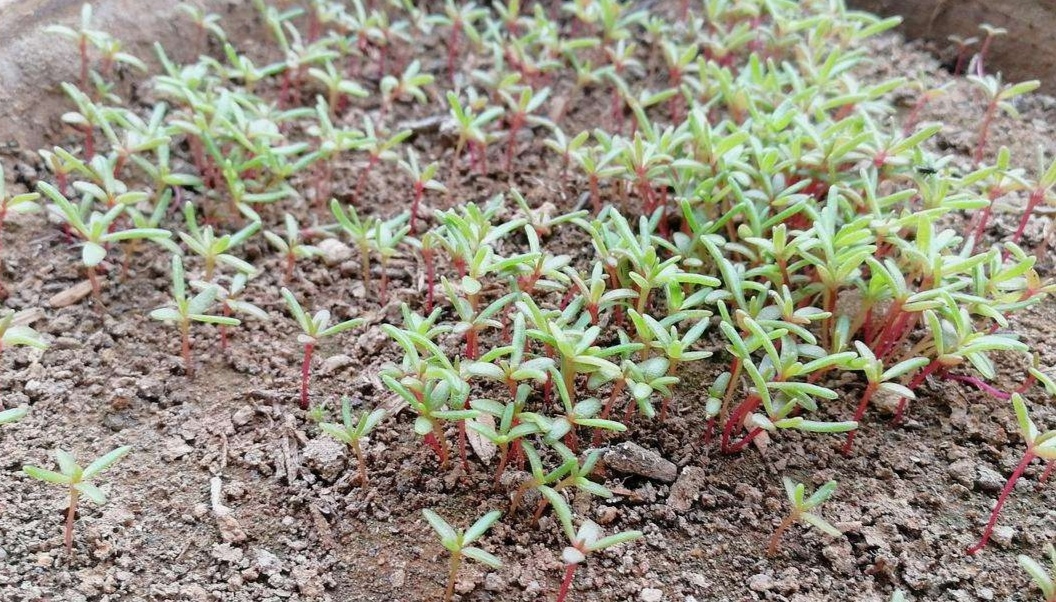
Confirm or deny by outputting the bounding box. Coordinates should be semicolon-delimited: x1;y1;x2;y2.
0;7;1055;602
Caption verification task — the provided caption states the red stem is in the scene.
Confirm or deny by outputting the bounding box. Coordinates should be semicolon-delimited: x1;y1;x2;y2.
893;360;944;424
556;563;578;602
842;382;877;456
300;343;314;410
967;450;1036;554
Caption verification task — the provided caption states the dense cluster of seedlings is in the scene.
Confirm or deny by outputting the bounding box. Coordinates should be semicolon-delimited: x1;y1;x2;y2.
2;0;1055;597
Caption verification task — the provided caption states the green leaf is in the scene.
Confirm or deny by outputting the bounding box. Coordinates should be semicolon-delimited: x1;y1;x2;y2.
422;509;457;548
189;314;241;326
1018;554;1056;600
1013;394;1039;445
55;450;79;475
82;241;107;267
150;307;183;322
540;486;575;541
464;510;502;544
23;465;71;485
319;318;364;338
800;512;842;537
82;445;132;480
0;406;28;424
589;530;643;552
75;482;108;505
462;546;503;568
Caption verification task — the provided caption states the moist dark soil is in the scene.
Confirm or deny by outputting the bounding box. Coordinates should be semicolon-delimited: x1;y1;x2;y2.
0;15;1055;602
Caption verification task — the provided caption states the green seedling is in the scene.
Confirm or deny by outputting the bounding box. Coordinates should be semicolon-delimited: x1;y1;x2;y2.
189;273;268;351
969;394;1056;554
542;487;642;602
282;287;364;410
23;445;132;556
38;182;171;301
0;406;29;425
151;255;240;377
422;509;502;602
319;397;386;486
0;309;48;357
0;165;41;257
1019;543;1056;602
263;213;323;282
179;202;259;281
768;478;841;556
398;148;446;233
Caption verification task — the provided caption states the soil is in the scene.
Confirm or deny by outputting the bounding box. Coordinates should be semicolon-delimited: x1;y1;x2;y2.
1;6;1056;602
848;0;1056;95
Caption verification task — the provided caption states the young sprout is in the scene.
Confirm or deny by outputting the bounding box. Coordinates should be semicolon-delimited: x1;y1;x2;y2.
179;202;259;281
150;256;241;377
319;398;385;486
1019;543;1056;602
422;509;503;602
0;164;41;256
969;75;1039;164
0;309;48;357
38;182;172;301
0;406;29;425
968;394;1056;554
369;212;411;302
541;488;642;602
189;273;268;351
282;288;364;410
768;478;841;557
263;213;323;282
23;445;132;556
398;149;446;233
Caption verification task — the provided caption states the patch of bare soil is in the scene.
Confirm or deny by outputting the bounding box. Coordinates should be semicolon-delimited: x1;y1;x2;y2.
0;14;1054;602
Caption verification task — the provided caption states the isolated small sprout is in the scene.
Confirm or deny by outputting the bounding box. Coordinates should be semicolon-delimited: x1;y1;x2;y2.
318;397;385;486
0;309;48;356
263;213;323;282
190;273;268;350
282;287;364;410
179;202;259;281
968;394;1056;554
0;164;41;255
0;406;29;425
1019;543;1056;602
150;255;240;377
38;182;171;301
422;509;503;602
542;488;642;602
23;445;131;556
768;478;841;557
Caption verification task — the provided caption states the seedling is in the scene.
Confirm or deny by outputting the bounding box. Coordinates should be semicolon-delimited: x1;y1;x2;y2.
150;255;241;377
398;149;446;233
319;397;385;486
281;287;365;409
768;478;841;556
969;75;1039;164
178;202;259;281
23;445;132;556
1019;543;1056;602
0;165;41;257
38;182;171;301
263;213;323;282
422;509;502;602
0;406;28;425
968;395;1056;554
0;309;48;357
542;488;642;602
189;273;268;350
369;212;411;302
